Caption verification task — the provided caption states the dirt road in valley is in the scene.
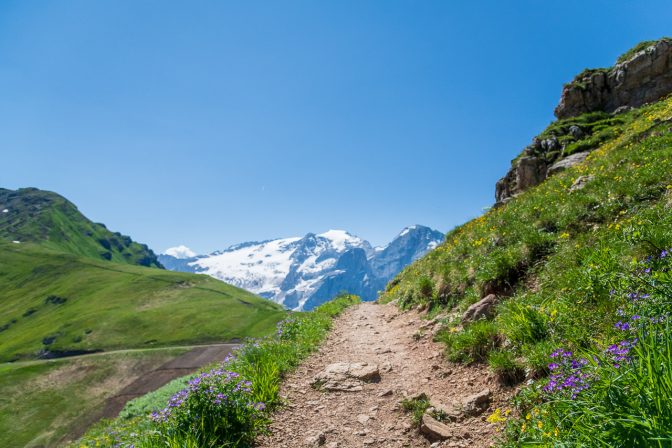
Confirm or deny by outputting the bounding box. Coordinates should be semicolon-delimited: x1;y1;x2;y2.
66;343;238;442
256;303;514;448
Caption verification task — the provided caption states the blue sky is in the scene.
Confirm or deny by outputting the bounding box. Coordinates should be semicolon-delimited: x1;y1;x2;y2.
1;1;670;253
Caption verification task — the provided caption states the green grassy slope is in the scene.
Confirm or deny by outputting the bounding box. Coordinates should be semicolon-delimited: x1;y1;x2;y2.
0;188;161;267
0;241;286;362
0;348;188;448
381;92;672;364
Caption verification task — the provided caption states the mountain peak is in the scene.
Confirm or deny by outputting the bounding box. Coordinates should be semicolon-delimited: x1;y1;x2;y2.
159;225;444;310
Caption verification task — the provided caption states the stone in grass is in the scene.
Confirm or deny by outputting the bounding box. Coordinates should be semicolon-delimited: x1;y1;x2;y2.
462;294;499;323
312;362;380;392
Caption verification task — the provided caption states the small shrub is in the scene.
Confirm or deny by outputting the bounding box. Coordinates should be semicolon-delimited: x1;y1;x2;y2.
498;302;549;346
417;276;434;299
437;320;499;363
147;369;266;447
488;350;525;385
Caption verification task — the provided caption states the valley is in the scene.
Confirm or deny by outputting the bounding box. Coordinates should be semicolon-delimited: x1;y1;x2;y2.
2;21;672;448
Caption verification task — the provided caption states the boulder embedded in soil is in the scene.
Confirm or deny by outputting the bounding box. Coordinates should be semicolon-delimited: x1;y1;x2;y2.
312;362;380;392
420;413;453;441
461;388;492;416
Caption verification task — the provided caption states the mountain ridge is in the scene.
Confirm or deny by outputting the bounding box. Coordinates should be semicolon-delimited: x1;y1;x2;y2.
0;187;162;268
159;225;444;310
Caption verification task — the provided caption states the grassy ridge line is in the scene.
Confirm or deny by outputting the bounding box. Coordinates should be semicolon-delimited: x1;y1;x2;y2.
75;294;361;448
0;187;161;267
0;241;285;362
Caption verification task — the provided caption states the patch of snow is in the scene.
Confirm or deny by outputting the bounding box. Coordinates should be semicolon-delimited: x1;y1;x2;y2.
398;225;418;237
317;229;364;252
164;245;197;259
12;240;20;244
2;209;8;213
427;241;439;250
191;237;301;297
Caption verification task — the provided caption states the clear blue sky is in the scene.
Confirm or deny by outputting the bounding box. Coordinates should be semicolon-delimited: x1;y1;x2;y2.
2;1;670;253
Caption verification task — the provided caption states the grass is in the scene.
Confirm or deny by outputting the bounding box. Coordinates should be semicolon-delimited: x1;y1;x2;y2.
380;77;672;445
615;37;671;64
436;320;499;363
400;393;431;427
0;187;161;267
0;241;286;362
500;253;672;446
74;294;361;448
0;348;187;448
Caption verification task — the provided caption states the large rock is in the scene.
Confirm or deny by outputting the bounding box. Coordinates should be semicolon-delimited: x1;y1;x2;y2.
461;388;492;416
555;39;672;119
495;156;547;204
546;151;590;176
420;413;452;441
312;362;380;391
462;294;499;323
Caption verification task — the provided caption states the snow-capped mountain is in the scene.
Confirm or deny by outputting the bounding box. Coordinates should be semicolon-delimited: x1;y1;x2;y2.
159;226;443;310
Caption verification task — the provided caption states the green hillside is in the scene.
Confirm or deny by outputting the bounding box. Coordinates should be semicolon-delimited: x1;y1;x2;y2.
0;240;285;362
381;46;672;444
0;188;162;267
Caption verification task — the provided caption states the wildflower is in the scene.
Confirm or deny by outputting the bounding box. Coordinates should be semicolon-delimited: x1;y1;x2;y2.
614;321;630;331
486;408;506;424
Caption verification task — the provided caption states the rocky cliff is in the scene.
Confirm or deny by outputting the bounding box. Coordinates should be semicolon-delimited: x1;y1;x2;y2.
555;38;672;119
496;38;672;204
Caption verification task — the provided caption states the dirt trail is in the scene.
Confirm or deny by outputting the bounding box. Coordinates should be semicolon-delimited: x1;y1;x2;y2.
257;303;513;448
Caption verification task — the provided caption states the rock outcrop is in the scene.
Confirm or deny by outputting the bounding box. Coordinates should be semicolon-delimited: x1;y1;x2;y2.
555;39;672;119
462;294;499;323
495;38;672;204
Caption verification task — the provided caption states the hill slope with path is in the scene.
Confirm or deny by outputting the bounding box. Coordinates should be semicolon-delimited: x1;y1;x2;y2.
257;303;513;448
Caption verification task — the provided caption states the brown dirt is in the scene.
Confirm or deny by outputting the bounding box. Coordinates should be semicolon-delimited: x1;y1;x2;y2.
256;303;515;448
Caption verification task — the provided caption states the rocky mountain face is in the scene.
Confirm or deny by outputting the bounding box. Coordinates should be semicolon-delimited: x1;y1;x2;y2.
159;226;444;310
496;38;672;204
555;39;672;119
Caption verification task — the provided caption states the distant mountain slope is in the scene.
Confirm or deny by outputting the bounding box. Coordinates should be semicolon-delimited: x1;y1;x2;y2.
0;188;161;267
159;226;444;310
0;240;285;362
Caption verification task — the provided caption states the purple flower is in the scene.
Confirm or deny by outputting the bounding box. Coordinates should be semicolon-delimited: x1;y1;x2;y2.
615;321;630;331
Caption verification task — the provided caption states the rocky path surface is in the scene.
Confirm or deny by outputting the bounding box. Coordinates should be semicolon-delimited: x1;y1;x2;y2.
256;303;514;448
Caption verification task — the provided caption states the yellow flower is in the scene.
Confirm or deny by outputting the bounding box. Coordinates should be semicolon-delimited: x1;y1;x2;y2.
486;408;507;424
537;420;543;429
526;413;531;420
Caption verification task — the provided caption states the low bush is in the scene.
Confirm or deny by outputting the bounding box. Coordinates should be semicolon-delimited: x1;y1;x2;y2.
488;350;525;385
437;320;499;363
